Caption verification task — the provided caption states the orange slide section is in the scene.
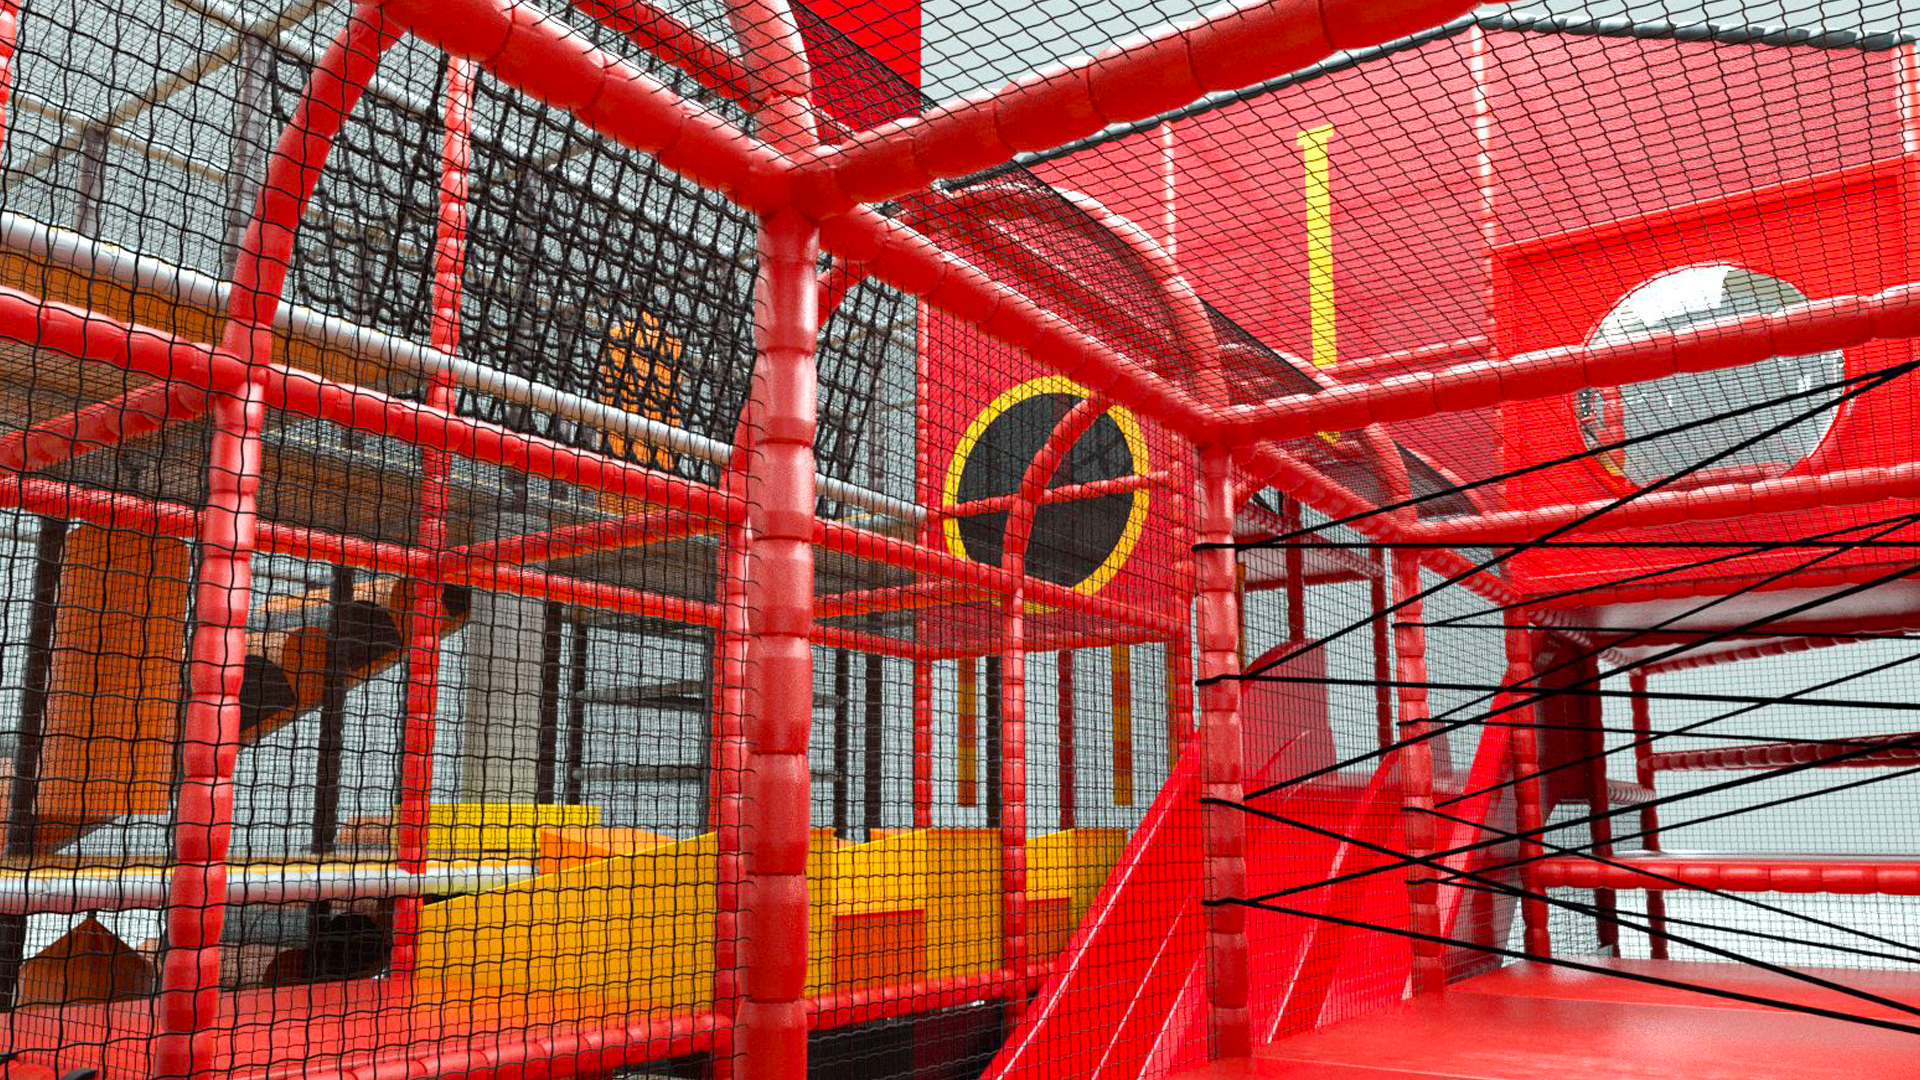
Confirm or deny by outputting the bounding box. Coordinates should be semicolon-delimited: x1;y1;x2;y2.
15;524;469;852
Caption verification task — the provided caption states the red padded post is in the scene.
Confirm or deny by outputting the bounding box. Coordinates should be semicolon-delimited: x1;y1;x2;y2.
392;51;473;976
1392;547;1444;994
913;659;933;828
998;396;1108;1013
1504;628;1552;959
1197;447;1250;1058
1629;671;1670;958
153;10;396;1077
741;207;819;1080
1370;551;1393;749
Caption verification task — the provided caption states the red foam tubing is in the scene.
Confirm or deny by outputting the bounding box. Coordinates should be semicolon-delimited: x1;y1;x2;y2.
1505;630;1552;957
1197;446;1251;1055
993;395;1109;1021
738;208;818;1080
815;207;1219;443
459;508;716;565
1627;670;1670;958
381;0;1224;446
391;53;474;977
1640;634;1866;676
1409;459;1920;546
1530;856;1920;895
785;0;1492;214
0;380;207;474
1327;336;1489;382
155;10;400;1076
1647;735;1920;773
1219;275;1920;445
816;521;1180;635
932;472;1163;521
380;0;788;212
566;0;762;110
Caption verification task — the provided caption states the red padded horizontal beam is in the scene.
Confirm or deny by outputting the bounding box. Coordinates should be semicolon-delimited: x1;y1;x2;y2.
787;0;1489;213
1648;735;1920;773
1219;276;1920;444
1531;855;1920;894
1407;460;1920;546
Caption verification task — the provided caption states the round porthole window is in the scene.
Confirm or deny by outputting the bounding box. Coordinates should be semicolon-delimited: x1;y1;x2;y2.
1575;265;1844;492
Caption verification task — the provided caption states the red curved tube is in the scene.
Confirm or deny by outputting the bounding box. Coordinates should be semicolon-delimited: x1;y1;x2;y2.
902;183;1218;385
154;9;399;1076
817;207;1220;442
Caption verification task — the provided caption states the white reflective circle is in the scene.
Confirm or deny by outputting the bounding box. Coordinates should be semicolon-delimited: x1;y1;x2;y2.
1575;265;1843;489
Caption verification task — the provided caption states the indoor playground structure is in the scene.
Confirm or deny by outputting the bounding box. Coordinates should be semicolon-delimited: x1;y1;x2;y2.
0;0;1916;1077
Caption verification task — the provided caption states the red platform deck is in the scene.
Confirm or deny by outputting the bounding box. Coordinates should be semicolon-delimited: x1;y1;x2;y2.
1176;960;1920;1080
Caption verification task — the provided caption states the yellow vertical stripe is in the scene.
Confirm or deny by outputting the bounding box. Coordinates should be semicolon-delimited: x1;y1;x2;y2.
1298;124;1336;369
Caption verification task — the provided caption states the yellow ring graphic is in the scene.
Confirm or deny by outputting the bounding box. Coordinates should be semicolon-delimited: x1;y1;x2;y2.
942;375;1151;604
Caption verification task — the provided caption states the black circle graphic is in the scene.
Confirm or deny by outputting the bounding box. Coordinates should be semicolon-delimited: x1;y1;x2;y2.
953;392;1139;588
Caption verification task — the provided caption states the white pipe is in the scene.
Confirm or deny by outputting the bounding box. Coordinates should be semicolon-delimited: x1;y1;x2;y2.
0;862;537;914
0;210;925;524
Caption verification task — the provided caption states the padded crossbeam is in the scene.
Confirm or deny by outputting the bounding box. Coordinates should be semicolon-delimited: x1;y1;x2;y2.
1648;735;1920;772
1531;854;1920;894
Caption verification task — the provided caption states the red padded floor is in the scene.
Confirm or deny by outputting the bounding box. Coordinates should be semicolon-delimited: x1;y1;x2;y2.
1177;960;1920;1080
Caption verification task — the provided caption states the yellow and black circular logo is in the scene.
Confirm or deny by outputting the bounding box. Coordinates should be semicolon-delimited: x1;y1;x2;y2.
942;375;1150;596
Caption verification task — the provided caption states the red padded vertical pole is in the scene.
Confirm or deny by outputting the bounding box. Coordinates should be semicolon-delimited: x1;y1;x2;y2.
391;52;473;978
712;493;750;1053
1393;549;1444;994
1369;551;1392;749
741;207;818;1080
1629;670;1670;958
1507;630;1552;958
152;355;265;1080
1167;625;1193;763
1197;447;1250;1058
1057;649;1076;830
1502;627;1552;959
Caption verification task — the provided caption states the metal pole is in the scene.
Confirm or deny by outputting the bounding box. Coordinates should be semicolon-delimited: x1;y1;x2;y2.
309;565;354;854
